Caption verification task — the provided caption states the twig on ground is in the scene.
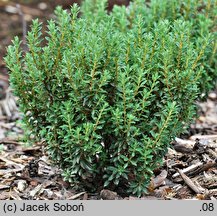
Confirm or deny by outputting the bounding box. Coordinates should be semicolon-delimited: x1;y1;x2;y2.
176;169;205;194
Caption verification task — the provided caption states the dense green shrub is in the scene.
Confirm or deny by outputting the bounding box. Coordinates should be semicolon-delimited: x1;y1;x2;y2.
5;1;216;196
125;0;217;95
83;0;217;95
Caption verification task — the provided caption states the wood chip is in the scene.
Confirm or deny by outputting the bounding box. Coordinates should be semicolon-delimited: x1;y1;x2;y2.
17;180;27;192
0;184;10;190
172;162;203;178
177;169;205;194
190;134;217;140
0;156;25;169
175;137;195;147
68;192;86;200
100;189;118;200
29;184;43;198
153;170;167;188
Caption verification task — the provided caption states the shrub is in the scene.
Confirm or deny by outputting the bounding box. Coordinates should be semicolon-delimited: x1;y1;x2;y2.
5;1;215;196
83;0;216;95
124;0;217;95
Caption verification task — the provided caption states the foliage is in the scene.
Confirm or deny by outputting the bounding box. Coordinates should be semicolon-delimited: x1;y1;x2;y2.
4;0;216;196
127;0;217;95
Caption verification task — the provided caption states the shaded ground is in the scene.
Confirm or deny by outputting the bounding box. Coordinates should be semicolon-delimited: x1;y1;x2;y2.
0;0;216;200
